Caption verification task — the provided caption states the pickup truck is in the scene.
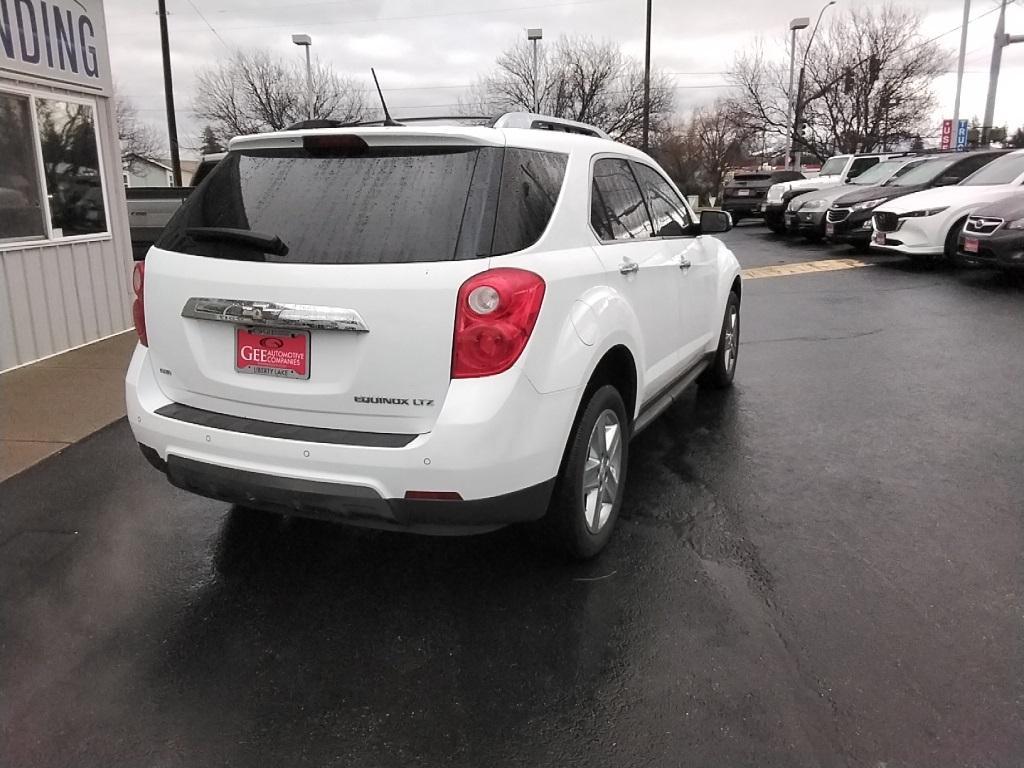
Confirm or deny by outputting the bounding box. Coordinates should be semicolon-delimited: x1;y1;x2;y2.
126;153;224;260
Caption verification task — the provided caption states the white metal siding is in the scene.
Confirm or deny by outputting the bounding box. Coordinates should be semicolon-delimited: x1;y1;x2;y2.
0;76;133;371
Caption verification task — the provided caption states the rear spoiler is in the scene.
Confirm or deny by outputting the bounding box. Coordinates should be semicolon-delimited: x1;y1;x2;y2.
230;127;506;152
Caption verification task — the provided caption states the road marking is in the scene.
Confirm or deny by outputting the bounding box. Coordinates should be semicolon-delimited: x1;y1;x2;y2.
742;258;877;280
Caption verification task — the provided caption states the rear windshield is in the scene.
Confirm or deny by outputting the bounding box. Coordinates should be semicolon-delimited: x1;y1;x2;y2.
156;145;567;263
961;153;1024;186
730;173;771;183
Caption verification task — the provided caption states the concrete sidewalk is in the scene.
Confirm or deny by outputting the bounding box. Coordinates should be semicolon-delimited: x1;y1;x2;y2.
0;331;136;482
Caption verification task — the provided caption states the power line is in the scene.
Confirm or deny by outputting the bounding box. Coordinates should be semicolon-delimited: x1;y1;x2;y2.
184;0;230;49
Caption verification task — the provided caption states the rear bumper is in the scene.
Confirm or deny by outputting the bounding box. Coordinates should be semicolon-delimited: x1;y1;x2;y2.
721;200;765;218
139;448;554;533
127;345;577;530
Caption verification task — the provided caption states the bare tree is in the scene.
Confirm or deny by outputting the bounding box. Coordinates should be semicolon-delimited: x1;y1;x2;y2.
651;102;750;200
728;3;949;159
194;49;369;143
114;90;161;171
690;100;751;196
463;36;675;147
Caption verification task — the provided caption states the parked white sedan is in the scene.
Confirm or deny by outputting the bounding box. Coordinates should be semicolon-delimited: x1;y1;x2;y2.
871;149;1024;261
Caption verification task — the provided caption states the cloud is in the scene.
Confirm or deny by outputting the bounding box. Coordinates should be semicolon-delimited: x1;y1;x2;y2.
99;0;1024;157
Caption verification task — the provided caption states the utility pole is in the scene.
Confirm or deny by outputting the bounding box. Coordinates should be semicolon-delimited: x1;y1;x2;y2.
952;0;971;131
527;28;543;112
981;0;1024;145
641;0;652;153
157;0;182;186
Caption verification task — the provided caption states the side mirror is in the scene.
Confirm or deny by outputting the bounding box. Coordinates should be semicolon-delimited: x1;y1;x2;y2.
700;209;732;234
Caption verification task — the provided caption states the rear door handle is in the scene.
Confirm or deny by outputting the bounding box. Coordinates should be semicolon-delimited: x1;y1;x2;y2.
679;258;692;269
619;260;640;275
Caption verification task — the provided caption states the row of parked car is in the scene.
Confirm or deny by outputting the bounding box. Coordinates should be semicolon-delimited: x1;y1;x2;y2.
721;149;1024;272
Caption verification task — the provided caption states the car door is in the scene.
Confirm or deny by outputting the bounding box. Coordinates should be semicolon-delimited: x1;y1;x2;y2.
589;156;684;399
631;162;717;367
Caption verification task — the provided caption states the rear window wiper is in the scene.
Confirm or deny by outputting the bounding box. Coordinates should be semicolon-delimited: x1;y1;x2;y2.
185;227;289;256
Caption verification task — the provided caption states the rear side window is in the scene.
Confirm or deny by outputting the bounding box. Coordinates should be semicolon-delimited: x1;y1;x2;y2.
948;153;1001;181
590;158;652;241
633;163;691;237
157;147;483;264
491;148;568;256
961;153;1024;186
847;157;880;179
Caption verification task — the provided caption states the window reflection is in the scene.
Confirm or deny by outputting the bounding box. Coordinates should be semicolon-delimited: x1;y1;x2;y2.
36;99;108;237
0;92;46;242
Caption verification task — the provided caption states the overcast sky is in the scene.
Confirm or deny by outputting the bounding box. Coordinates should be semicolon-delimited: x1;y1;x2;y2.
103;0;1024;157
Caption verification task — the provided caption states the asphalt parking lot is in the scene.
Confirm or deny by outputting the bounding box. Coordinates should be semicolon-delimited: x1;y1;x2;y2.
2;224;1022;768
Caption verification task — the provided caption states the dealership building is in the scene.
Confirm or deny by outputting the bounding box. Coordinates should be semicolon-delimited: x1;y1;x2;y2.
1;0;133;370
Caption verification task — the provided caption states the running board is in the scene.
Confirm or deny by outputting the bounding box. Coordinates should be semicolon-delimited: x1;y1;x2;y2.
631;354;713;438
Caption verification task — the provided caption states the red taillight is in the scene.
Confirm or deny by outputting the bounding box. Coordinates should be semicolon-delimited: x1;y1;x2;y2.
132;261;148;346
452;268;545;379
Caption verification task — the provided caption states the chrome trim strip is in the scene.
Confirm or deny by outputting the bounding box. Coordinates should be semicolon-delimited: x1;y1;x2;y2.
181;298;370;332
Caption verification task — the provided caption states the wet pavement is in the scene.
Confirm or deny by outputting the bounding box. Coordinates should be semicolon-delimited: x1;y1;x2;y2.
2;225;1022;767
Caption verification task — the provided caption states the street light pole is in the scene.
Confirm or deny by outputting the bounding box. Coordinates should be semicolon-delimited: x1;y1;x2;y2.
157;0;182;186
642;0;652;153
527;28;543;112
292;34;313;119
792;0;836;173
786;17;810;170
952;0;971;131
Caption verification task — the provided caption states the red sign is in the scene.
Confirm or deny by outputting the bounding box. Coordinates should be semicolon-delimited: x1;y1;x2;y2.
940;119;953;150
235;328;310;379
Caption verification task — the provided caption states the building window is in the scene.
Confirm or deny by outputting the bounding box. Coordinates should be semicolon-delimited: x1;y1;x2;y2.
0;92;46;242
35;99;108;237
0;88;110;247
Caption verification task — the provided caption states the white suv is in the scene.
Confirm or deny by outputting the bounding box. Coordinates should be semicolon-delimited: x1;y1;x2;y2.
125;113;742;558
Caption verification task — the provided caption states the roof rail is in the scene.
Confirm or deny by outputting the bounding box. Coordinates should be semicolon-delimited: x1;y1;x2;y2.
492;112;610;140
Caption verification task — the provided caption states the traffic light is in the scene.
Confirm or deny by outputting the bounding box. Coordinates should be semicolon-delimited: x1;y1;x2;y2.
843;68;855;94
868;54;881;84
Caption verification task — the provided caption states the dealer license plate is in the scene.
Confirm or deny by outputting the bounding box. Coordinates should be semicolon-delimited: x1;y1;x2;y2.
235;327;310;379
964;237;979;254
825;222;835;237
737;189;751;196
873;231;886;246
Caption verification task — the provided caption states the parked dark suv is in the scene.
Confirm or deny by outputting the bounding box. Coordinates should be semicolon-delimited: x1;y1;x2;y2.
958;192;1024;271
721;170;803;224
826;151;1007;251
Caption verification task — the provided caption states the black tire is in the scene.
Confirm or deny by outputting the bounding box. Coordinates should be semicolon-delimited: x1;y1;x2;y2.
699;291;740;390
805;230;824;243
768;221;787;235
850;240;871;254
942;217;968;264
544;384;629;560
